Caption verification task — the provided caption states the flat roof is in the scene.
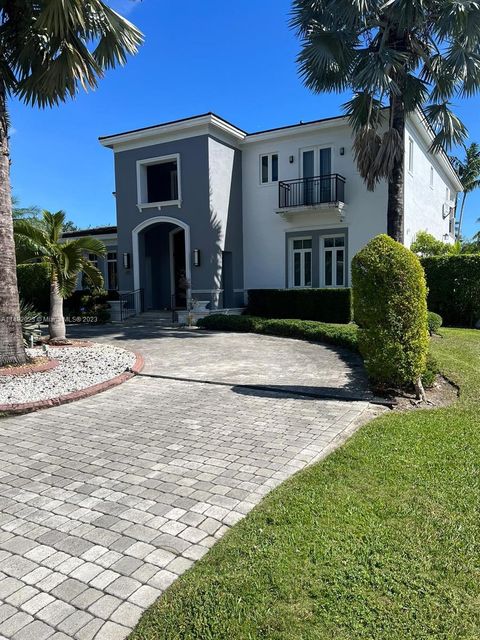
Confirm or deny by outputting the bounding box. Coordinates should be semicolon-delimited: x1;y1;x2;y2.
62;225;117;238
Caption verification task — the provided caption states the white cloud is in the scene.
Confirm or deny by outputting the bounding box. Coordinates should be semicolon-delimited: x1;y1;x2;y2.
108;0;142;16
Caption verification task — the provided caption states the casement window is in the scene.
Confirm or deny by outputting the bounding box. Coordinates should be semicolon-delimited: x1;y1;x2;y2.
323;236;345;287
292;238;312;287
408;137;414;173
107;251;118;290
260;153;279;184
449;211;456;236
137;154;181;207
430;166;434;188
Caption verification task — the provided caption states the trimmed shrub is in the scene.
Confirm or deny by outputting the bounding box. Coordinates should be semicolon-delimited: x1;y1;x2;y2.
422;352;439;388
422;255;480;327
197;315;359;352
427;311;443;336
16;263;50;314
247;288;352;324
352;234;429;387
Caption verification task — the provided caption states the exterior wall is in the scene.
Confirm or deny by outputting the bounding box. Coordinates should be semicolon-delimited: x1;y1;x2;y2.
241;122;388;291
208;137;244;307
112;133;243;308
404;119;458;247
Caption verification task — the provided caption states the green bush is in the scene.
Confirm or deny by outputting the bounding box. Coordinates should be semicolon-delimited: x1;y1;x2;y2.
422;255;480;327
427;311;443;335
352;234;429;387
16;263;50;314
422;351;439;388
197;315;359;352
247;288;352;324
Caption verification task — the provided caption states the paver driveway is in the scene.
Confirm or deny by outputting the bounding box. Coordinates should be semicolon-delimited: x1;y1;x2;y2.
0;326;379;639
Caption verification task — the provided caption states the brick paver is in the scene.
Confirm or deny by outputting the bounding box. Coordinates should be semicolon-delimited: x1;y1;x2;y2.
0;329;379;638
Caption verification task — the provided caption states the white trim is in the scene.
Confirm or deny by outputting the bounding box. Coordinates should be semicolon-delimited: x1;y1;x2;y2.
259;152;279;185
100;114;246;150
408;137;414;175
320;234;346;288
300;144;334;178
290;236;313;288
136;153;182;210
132;216;191;313
245;117;349;144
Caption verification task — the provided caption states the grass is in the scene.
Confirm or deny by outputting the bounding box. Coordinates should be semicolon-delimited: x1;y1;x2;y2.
197;314;359;352
129;328;480;640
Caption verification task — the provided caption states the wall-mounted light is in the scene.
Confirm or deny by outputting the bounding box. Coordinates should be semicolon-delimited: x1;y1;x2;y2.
123;252;131;269
193;249;201;267
339;147;345;156
289;155;295;164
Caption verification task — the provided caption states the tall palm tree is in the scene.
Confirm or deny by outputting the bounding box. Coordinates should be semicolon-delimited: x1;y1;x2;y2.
291;0;480;242
0;2;142;365
454;143;480;239
15;210;106;342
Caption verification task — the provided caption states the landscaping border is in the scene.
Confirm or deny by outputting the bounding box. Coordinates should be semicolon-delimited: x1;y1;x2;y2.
0;359;60;377
0;351;144;415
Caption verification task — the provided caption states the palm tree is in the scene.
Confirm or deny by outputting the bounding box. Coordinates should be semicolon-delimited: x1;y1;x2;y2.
291;0;480;243
15;211;106;342
454;143;480;239
0;2;142;365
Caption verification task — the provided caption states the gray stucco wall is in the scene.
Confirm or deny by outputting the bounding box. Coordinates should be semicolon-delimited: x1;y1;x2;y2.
113;133;244;308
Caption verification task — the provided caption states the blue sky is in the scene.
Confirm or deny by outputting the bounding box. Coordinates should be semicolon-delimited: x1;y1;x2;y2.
9;0;480;238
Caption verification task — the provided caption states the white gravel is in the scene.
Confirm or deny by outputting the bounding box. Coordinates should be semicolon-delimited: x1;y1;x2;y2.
0;345;136;405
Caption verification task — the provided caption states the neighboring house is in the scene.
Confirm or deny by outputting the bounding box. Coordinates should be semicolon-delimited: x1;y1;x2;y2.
67;111;462;313
62;226;119;292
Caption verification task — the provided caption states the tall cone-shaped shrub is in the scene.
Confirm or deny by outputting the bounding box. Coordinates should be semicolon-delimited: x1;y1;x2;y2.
352;234;429;397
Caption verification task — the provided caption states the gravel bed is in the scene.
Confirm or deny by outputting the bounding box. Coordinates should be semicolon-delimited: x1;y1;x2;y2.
0;345;136;405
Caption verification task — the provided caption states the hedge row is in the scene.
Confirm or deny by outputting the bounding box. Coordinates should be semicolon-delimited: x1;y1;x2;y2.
197;315;359;352
247;288;352;324
422;255;480;327
17;263;50;313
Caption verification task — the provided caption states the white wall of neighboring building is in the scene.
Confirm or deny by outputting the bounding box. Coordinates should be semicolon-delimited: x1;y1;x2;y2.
241;121;388;290
404;118;459;247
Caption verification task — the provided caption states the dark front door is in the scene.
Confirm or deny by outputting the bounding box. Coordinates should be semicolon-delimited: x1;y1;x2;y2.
172;229;186;309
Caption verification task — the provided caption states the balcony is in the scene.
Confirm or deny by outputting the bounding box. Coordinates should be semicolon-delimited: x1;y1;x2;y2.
277;174;346;215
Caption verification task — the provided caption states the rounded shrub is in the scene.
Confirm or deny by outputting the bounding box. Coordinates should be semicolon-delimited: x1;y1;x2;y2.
352;234;429;388
427;311;443;336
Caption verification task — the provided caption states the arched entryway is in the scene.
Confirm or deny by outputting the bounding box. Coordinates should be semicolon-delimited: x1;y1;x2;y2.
132;217;191;311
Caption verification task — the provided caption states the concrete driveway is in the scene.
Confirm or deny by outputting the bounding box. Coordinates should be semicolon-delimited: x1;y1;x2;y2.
0;324;378;639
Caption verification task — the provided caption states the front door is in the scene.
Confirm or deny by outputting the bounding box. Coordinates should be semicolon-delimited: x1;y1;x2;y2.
172;229;186;309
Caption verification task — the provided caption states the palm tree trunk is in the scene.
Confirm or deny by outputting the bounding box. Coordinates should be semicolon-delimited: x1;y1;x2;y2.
387;93;406;243
457;192;467;240
49;277;66;341
0;87;27;366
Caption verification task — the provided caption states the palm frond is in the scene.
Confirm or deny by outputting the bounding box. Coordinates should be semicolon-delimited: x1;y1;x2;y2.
424;103;468;152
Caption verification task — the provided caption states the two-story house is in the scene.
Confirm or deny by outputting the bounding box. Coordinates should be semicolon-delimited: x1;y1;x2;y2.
70;110;462;314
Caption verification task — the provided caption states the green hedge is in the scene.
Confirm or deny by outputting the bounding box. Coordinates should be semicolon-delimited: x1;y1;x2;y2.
422;255;480;327
16;263;50;313
352;235;429;388
247;288;352;324
197;314;359;352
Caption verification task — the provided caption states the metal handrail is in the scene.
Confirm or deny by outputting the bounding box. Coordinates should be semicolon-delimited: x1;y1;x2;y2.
279;173;346;209
119;289;144;321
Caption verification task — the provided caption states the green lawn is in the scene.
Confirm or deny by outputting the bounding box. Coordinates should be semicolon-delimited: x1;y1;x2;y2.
130;328;480;640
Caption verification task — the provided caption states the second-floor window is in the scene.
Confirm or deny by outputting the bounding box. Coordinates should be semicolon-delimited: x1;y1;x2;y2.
260;153;278;184
137;154;181;206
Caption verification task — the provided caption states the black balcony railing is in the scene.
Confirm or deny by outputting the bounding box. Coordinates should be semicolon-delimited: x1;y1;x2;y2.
279;174;346;209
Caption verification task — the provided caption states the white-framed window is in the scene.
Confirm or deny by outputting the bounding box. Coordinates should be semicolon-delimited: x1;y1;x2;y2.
88;253;99;270
449;210;456;236
107;251;118;290
300;146;332;179
430;166;434;188
291;238;312;287
260;153;279;184
322;236;345;287
136;153;181;209
408;137;414;173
